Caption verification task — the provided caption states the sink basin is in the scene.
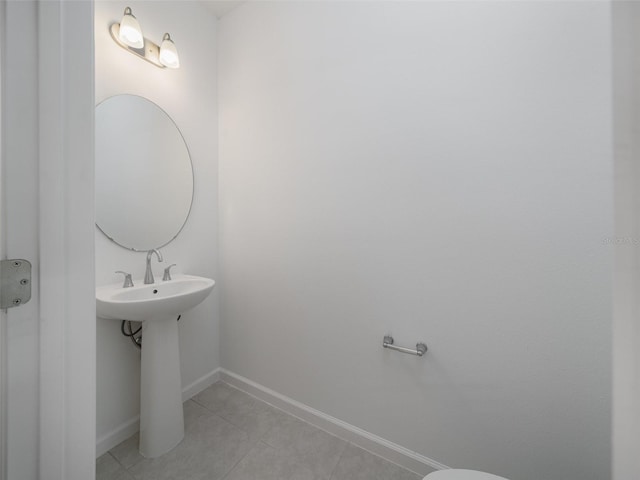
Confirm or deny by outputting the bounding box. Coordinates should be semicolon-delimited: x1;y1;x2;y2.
96;274;215;321
96;273;215;458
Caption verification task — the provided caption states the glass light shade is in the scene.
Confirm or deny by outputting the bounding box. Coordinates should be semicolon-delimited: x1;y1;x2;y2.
159;34;180;69
119;7;143;49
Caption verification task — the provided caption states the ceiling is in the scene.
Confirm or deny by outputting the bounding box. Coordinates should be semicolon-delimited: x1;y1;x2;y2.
200;0;246;18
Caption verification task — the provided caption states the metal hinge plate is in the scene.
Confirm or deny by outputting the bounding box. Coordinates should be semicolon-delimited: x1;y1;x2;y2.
1;259;32;309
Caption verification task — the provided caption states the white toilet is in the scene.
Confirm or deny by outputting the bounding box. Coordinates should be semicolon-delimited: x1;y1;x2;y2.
424;469;509;480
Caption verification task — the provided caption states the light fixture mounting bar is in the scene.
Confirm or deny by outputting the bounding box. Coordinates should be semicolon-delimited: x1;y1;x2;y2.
110;23;165;69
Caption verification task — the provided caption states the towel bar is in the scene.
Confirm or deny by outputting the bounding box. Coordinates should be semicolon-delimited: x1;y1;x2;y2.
382;335;427;357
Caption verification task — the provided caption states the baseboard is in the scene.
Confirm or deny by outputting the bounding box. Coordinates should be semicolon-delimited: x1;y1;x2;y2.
219;369;448;476
96;367;222;457
96;415;139;458
97;366;447;474
182;368;222;402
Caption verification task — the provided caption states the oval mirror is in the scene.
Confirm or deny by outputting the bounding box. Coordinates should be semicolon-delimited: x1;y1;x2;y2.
95;95;193;251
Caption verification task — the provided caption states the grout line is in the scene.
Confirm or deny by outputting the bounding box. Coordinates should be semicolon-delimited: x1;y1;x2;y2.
189;398;252;441
219;381;348;444
327;440;350;480
189;395;216;412
217;381;352;479
103;381;414;480
196;383;278;445
110;434;145;473
188;390;248;434
219;381;347;448
219;371;445;474
210;409;257;440
218;435;258;480
107;451;127;470
189;388;271;453
212;410;248;436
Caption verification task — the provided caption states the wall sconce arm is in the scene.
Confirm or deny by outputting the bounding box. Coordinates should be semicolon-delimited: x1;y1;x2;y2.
110;23;165;69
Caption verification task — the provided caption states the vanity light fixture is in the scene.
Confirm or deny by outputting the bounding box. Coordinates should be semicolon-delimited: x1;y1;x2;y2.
110;7;180;69
117;7;143;48
159;34;180;69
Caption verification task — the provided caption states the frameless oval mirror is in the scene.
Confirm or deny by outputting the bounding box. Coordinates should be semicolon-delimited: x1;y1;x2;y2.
95;95;193;251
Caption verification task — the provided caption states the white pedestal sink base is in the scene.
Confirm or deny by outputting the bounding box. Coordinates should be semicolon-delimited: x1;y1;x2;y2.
96;275;215;457
139;315;184;458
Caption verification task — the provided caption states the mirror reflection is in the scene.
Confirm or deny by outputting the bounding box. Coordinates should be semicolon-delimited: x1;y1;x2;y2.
95;95;193;251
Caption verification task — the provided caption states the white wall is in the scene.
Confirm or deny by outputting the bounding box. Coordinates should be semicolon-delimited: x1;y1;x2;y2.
95;0;219;448
218;2;612;480
612;3;640;480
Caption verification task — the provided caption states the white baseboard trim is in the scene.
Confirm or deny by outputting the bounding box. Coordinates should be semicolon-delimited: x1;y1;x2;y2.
97;367;447;474
96;368;222;458
219;369;448;476
96;416;139;458
182;368;222;402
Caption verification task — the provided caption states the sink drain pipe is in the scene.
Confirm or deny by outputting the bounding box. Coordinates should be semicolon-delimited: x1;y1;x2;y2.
120;315;181;350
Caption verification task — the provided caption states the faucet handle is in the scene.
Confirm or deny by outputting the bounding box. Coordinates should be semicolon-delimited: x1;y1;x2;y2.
115;271;134;288
163;264;177;281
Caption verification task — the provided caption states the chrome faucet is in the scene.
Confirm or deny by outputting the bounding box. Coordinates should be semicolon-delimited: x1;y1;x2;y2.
115;270;134;288
144;249;163;284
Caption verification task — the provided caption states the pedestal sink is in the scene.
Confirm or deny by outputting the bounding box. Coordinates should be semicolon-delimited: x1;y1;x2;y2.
96;275;215;458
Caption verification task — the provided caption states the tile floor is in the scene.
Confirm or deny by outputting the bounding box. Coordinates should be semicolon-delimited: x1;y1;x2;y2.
96;381;423;480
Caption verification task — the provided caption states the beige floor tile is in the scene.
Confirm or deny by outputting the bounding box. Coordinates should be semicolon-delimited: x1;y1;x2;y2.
96;453;135;480
214;387;290;441
192;381;236;413
97;385;421;480
108;433;144;470
128;401;254;480
261;414;347;479
225;441;321;480
330;444;422;480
